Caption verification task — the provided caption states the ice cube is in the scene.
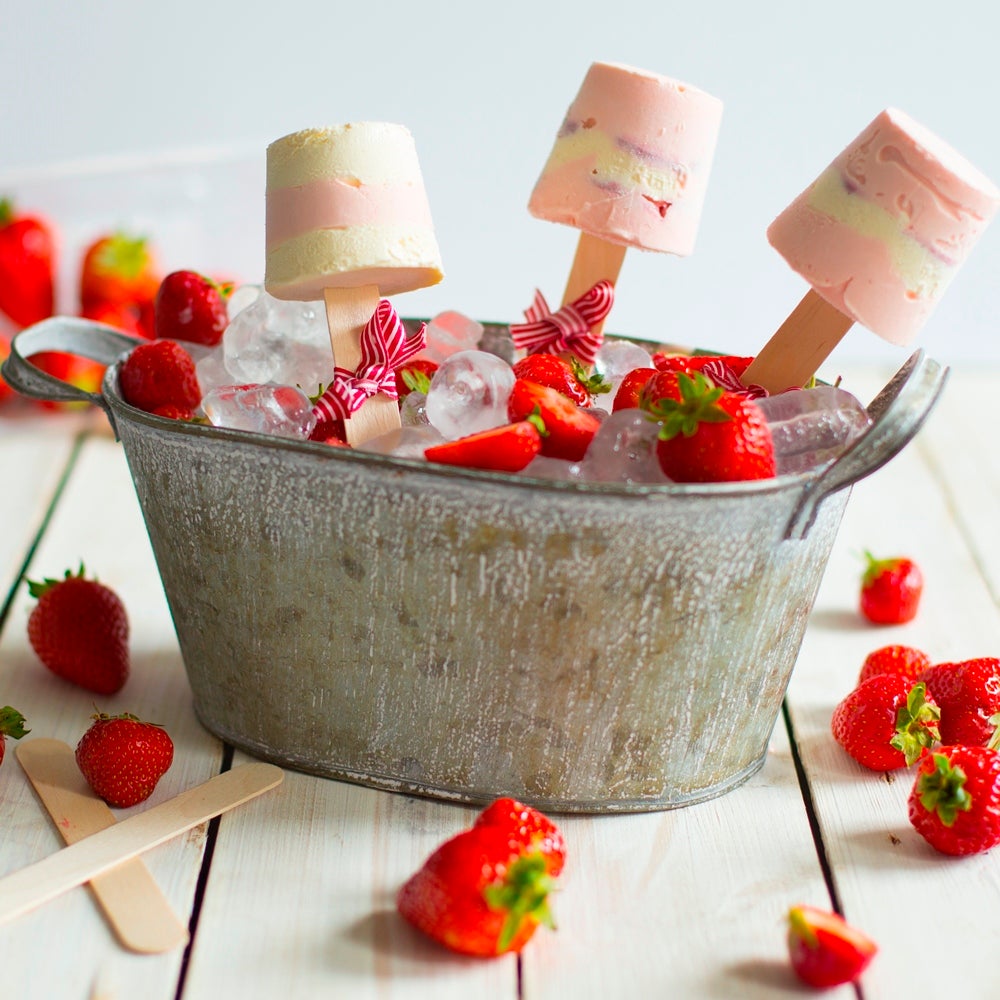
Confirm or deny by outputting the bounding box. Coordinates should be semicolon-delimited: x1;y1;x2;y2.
227;283;262;320
575;410;671;484
420;311;485;363
477;324;517;364
424;350;515;440
755;386;872;475
363;425;446;458
522;455;584;481
202;383;317;439
400;391;429;427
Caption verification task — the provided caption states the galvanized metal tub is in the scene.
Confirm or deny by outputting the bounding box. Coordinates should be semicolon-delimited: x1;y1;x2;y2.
3;319;948;812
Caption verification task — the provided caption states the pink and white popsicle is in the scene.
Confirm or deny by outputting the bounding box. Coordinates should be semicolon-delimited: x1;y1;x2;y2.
743;108;1000;392
264;123;443;445
528;61;723;322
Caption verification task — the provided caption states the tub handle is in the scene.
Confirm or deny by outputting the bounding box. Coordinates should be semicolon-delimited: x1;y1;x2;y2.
783;350;948;540
1;318;145;433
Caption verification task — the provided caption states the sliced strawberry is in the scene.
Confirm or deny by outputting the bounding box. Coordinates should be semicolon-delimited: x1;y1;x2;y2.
507;379;601;461
425;420;542;472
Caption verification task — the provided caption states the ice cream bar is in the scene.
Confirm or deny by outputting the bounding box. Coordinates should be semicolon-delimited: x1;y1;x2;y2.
744;108;999;392
265;123;443;301
529;61;724;257
264;123;443;445
527;62;723;338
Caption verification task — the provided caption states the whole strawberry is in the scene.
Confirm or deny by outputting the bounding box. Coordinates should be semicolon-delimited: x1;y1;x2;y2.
0;198;56;328
27;566;129;695
118;339;201;418
0;706;29;766
80;232;160;313
908;744;1000;856
611;366;658;411
397;796;565;956
512;353;610;405
831;676;939;771
857;644;932;686
75;711;174;808
154;270;231;347
394;358;439;400
918;657;1000;747
644;371;776;483
786;905;877;988
860;551;923;624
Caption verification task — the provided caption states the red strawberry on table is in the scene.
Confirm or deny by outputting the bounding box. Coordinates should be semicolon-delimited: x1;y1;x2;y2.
831;676;940;771
425;420;543;473
786;905;877;988
118;339;201;418
857;644;932;686
507;378;601;461
80;231;160;313
512;353;609;405
859;551;923;624
397;796;565;956
154;270;232;347
918;657;1000;747
643;371;776;483
0;198;56;328
75;711;174;808
0;706;29;766
27;565;130;695
908;744;1000;856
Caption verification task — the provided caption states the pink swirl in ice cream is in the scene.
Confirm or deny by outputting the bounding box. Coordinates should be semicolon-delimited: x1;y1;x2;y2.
528;62;724;255
265;123;444;301
768;108;999;345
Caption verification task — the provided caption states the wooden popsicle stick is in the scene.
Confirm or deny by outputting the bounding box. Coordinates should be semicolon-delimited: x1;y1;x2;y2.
17;739;189;954
0;760;283;928
561;231;627;342
324;285;402;447
741;289;855;393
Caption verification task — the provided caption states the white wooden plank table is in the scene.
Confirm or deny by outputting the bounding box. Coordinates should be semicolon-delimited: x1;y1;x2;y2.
0;364;995;999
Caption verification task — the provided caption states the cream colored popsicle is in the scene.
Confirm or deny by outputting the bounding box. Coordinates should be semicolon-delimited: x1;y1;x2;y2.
744;108;1000;392
529;61;723;329
265;123;443;445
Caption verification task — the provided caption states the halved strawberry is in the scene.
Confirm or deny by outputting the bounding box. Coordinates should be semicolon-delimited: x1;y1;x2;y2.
507;379;601;462
425;420;543;472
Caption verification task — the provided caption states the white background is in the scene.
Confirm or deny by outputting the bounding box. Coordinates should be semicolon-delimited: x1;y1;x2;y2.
2;0;998;366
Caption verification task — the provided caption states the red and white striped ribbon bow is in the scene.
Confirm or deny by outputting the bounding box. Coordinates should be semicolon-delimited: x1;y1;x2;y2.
700;359;768;399
312;299;427;422
509;279;615;365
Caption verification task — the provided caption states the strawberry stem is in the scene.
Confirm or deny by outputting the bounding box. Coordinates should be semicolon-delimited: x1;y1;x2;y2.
0;706;29;741
917;752;973;827
483;852;557;953
888;683;941;765
643;371;731;440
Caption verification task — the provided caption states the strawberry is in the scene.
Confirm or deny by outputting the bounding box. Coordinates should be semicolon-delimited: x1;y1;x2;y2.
512;353;610;405
860;551;923;624
857;644;932;686
831;676;940;771
0;706;29;766
80;232;160;313
612;367;658;411
397;797;565;956
154;270;231;346
75;711;174;808
918;658;1000;747
786;905;877;988
118;339;201;417
425;420;543;473
643;371;776;483
0;198;56;328
27;565;129;695
652;352;753;378
28;351;107;404
507;378;601;461
908;744;1000;856
395;358;439;399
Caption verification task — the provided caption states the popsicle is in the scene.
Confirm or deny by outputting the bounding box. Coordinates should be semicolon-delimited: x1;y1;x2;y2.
528;61;723;338
743;108;1000;393
265;122;443;445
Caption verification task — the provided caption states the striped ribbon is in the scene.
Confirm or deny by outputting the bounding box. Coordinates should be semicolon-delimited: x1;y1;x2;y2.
700;359;768;399
312;299;427;421
509;279;614;365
